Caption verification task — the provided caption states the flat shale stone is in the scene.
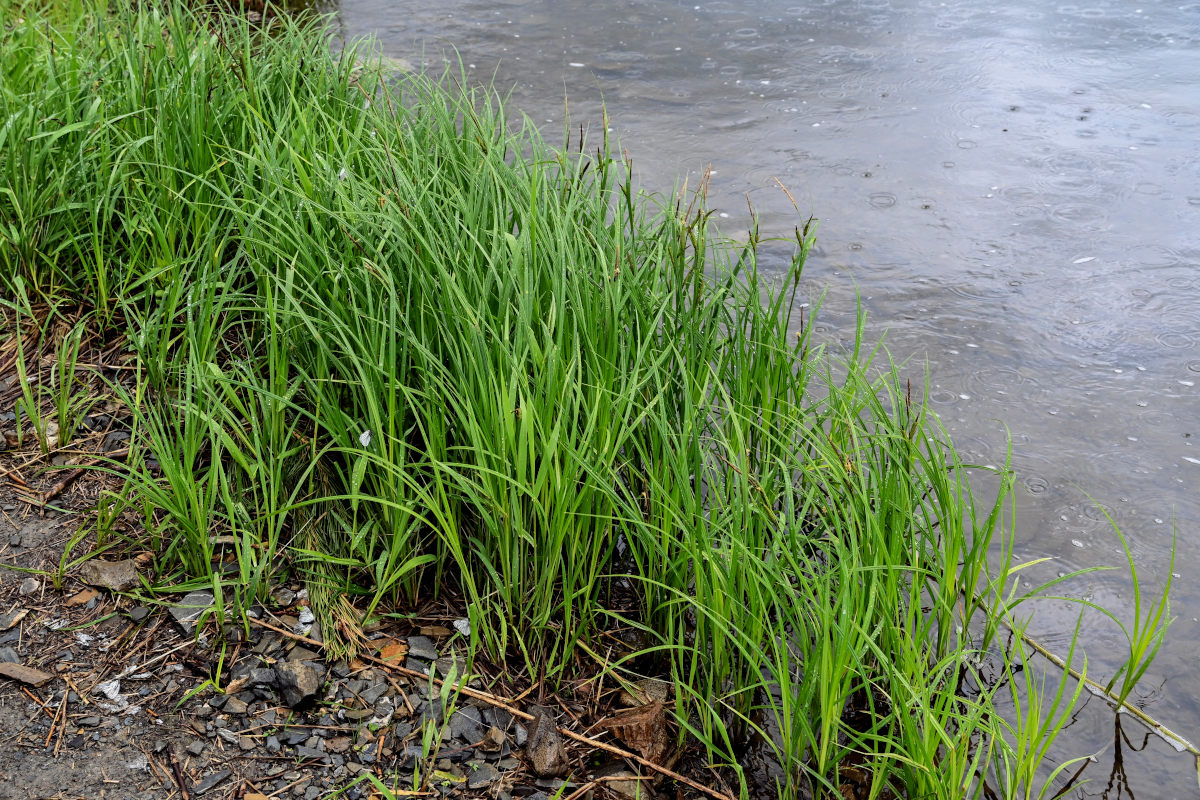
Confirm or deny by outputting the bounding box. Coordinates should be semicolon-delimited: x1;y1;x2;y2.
405;635;438;662
467;762;500;789
193;769;232;795
170;591;215;634
0;662;53;687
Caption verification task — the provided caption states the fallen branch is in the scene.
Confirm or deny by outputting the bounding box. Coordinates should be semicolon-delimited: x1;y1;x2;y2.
248;618;735;800
1010;621;1198;757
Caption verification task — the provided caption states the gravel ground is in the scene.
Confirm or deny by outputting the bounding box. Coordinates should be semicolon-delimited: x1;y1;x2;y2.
0;465;708;800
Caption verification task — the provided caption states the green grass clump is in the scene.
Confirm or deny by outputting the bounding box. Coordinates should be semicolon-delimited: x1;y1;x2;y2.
0;2;1174;798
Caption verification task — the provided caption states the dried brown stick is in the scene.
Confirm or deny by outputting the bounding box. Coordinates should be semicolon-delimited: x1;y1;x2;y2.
167;749;193;800
247;618;734;800
0;464;30;485
43;693;64;748
21;687;56;718
19;447;131;508
52;693;68;756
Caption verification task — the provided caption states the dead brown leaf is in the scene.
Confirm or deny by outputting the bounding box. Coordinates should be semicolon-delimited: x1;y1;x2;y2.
64;588;100;607
378;640;408;663
597;701;670;764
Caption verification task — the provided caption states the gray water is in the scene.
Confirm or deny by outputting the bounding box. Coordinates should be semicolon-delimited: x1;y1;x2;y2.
334;0;1200;795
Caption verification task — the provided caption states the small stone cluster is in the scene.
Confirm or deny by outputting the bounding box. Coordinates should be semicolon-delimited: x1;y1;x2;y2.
0;577;602;800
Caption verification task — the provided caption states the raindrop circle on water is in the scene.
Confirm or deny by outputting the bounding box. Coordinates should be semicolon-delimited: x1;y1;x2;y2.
1156;332;1196;349
869;192;897;208
1023;475;1050;494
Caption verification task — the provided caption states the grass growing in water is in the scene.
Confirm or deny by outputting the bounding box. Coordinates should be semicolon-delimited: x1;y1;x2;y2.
0;2;1176;797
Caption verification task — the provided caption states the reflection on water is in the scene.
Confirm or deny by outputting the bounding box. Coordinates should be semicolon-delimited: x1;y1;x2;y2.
334;0;1200;794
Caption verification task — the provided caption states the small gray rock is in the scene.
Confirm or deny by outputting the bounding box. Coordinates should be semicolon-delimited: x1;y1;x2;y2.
223;696;248;715
187;740;206;756
467;762;500;789
359;681;388;706
287;646;320;663
18;577;39;596
250;667;276;687
275;660;320;707
0;646;18;663
486;707;513;730
294;745;328;762
79;559;140;592
170;591;215;634
450;706;484;744
397;744;424;769
270;586;296;607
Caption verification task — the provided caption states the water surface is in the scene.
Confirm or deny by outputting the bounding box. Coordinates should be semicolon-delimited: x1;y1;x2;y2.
335;1;1200;794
